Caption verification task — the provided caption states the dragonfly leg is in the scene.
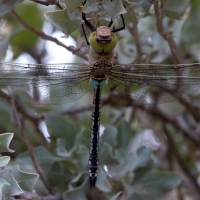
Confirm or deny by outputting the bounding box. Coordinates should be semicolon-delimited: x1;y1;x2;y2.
112;14;125;33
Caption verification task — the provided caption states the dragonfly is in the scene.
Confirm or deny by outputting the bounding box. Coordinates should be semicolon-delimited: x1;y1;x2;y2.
1;4;200;188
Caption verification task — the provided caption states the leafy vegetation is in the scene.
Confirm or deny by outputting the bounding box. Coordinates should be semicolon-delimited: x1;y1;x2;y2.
0;0;200;199
0;133;38;199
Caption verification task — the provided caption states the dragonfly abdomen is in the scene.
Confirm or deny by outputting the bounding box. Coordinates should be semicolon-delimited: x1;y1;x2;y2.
89;79;103;188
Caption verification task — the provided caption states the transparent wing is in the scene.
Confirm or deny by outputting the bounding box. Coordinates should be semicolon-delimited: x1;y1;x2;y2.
105;63;200;105
0;63;93;104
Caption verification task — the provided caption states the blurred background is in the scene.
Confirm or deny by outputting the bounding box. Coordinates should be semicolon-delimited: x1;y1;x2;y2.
0;0;200;199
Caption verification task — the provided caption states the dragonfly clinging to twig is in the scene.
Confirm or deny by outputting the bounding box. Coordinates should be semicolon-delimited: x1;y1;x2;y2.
1;1;200;188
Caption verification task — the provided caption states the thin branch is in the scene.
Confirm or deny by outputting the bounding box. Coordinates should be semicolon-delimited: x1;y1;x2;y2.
41;95;109;117
152;0;180;64
12;103;54;195
30;0;63;10
163;123;200;200
128;9;143;63
137;104;200;148
12;10;88;61
0;90;49;149
128;23;142;63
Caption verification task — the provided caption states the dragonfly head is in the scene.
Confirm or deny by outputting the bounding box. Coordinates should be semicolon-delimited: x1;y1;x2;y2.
96;26;112;43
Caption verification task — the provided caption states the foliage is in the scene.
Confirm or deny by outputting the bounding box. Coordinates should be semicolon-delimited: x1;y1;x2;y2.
0;0;200;200
0;133;39;199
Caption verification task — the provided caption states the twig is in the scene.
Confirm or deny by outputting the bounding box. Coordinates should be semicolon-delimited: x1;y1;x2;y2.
152;0;180;64
12;102;54;195
30;0;63;10
137;104;200;148
0;90;49;149
163;123;200;200
128;9;142;63
12;10;88;61
41;95;109;117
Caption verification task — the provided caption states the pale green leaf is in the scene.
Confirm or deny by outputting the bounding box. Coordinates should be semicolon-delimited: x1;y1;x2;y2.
128;193;143;200
0;133;14;153
71;171;87;184
0;0;24;17
132;169;181;196
182;0;200;45
45;116;79;149
110;192;122;200
102;0;126;19
0;168;23;196
165;0;189;19
56;138;76;158
0;26;23;61
99;143;118;165
117;120;133;149
17;146;63;166
45;8;82;38
0;37;9;61
126;0;151;13
0;178;10;199
83;0;99;13
75;145;89;169
12;165;39;192
96;173;111;192
110;152;135;178
0;156;10;168
63;0;82;13
111;147;151;178
63;178;88;200
100;125;117;147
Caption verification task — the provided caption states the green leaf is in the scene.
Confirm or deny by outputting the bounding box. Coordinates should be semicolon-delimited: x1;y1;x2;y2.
99;126;118;165
134;147;152;169
0;168;23;196
100;125;117;147
45;7;82;36
71;171;87;184
127;193;143;200
99;143;117;165
117;120;133;149
110;152;135;178
111;147;151;179
83;0;99;13
96;173;111;192
12;165;39;192
0;0;24;17
124;5;138;24
109;192;122;200
11;3;43;52
45;116;79;150
62;0;82;13
0;178;10;199
182;0;200;45
132;169;181;196
0;37;9;61
0;133;14;153
63;178;88;200
165;0;189;19
17;146;63;167
126;0;151;13
0;156;10;168
0;26;23;61
75;145;89;169
56;138;76;158
102;0;126;19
